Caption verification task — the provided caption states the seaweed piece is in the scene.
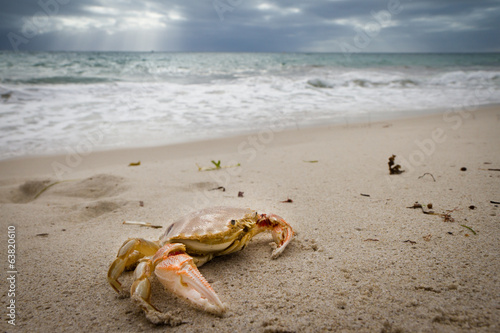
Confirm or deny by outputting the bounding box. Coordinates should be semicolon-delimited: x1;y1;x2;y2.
360;193;370;197
440;208;458;222
238;191;244;197
407;202;435;214
460;224;477;235
303;160;319;163
281;198;293;203
33;179;77;200
197;160;241;171
128;161;141;166
403;240;416;244
33;181;62;200
407;202;460;222
388;155;404;174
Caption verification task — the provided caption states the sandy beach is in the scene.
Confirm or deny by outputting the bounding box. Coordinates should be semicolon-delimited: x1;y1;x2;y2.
1;105;499;332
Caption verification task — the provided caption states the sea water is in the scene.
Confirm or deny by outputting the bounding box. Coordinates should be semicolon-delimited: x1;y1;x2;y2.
1;52;499;159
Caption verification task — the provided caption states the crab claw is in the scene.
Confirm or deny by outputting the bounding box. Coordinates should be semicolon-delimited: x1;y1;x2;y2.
153;243;226;315
266;214;294;259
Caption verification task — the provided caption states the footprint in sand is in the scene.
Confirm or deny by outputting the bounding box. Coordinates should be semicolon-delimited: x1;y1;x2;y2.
50;174;126;199
2;174;126;204
2;174;130;220
2;179;53;203
79;200;126;219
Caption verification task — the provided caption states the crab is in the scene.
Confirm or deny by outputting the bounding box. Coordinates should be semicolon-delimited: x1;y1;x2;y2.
108;206;294;324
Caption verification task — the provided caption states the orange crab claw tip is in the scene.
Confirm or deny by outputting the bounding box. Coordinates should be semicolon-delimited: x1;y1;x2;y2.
179;264;226;314
155;254;226;314
269;216;294;259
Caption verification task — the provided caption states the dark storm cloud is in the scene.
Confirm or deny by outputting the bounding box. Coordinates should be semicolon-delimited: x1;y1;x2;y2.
0;0;498;52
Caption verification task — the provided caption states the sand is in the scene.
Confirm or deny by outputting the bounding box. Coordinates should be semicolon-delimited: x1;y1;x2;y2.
1;105;499;332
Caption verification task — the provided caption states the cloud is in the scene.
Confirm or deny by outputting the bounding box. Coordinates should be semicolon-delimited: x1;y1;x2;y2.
0;0;499;52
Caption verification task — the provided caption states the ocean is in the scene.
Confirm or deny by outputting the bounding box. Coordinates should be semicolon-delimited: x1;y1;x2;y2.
1;52;499;159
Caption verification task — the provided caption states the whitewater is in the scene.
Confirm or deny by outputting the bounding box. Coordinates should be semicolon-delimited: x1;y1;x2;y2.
1;52;499;159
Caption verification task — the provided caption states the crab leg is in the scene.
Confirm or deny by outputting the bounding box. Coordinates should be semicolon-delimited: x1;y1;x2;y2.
130;259;157;312
258;214;294;258
129;257;184;326
108;238;160;292
153;243;226;315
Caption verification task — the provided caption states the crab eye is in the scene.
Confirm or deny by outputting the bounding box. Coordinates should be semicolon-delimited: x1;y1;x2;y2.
230;220;236;225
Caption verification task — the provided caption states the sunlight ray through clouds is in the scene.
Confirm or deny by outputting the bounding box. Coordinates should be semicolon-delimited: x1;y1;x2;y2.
1;0;499;52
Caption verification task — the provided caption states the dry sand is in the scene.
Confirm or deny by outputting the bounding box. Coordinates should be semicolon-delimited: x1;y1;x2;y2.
1;106;499;332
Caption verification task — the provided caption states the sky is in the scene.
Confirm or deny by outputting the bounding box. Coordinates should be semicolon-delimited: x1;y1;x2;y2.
0;0;499;53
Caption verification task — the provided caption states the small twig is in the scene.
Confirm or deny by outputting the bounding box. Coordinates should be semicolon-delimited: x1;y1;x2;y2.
488;168;500;171
209;186;226;192
491;201;500;205
123;221;163;229
281;198;293;203
360;193;371;197
418;173;436;182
